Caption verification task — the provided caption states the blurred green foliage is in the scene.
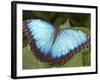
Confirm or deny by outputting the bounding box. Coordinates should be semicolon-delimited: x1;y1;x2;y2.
23;11;91;69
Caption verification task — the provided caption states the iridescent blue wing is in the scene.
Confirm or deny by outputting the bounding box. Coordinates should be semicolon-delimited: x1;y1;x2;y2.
27;19;55;54
51;29;89;58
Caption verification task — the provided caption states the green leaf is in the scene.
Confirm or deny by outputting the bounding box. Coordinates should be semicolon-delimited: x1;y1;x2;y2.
58;18;71;29
32;12;57;22
23;45;51;69
71;27;90;35
63;18;71;28
23;36;28;48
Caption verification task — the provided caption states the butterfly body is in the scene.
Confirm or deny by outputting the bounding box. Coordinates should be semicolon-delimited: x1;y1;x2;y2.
23;19;90;65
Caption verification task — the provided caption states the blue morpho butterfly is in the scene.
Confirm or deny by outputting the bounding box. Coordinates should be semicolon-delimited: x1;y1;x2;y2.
23;19;90;65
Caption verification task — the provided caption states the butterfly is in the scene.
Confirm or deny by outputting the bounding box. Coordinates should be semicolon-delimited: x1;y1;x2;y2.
23;19;90;65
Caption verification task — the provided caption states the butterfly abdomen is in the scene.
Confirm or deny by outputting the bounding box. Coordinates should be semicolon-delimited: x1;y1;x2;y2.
23;19;90;65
